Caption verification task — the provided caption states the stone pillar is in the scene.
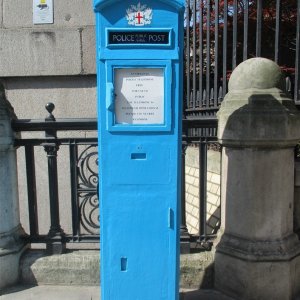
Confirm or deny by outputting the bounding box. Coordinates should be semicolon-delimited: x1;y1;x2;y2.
215;58;300;300
0;84;26;290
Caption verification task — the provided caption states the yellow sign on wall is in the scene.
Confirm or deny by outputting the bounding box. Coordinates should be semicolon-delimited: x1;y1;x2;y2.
33;0;54;24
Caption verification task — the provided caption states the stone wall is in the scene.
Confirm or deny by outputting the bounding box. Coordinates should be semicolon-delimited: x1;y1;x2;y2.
185;146;221;235
0;0;97;119
0;0;95;76
0;1;97;239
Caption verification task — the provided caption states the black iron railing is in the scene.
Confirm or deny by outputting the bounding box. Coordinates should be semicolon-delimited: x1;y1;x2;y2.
181;118;220;251
12;103;222;254
12;104;99;254
184;0;300;119
12;106;298;254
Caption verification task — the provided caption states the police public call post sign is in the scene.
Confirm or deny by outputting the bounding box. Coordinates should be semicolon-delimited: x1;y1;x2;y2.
93;1;184;299
108;30;170;45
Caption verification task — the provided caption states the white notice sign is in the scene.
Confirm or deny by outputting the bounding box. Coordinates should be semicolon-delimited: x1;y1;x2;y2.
115;68;164;125
33;0;54;24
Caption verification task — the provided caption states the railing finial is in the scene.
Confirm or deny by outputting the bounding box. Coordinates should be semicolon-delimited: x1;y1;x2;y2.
45;102;55;121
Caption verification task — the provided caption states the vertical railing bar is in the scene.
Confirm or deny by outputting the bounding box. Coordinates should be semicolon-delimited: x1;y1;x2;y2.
274;0;282;64
186;0;191;109
44;104;66;254
295;0;300;104
232;0;238;70
70;143;80;240
223;0;228;97
210;88;214;106
206;0;211;106
199;0;203;107
25;145;39;237
199;140;208;239
44;139;66;254
193;0;197;109
256;0;262;57
243;0;249;61
214;0;219;107
218;86;223;105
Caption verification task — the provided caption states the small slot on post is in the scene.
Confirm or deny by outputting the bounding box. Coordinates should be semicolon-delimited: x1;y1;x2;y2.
121;257;127;272
131;153;147;160
168;208;174;229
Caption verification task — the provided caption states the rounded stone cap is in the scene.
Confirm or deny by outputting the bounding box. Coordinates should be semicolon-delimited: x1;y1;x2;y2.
218;58;300;147
228;58;284;91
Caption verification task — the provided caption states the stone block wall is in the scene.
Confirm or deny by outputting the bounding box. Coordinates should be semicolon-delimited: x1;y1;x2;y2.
0;1;97;239
0;0;97;119
0;0;96;77
185;146;221;235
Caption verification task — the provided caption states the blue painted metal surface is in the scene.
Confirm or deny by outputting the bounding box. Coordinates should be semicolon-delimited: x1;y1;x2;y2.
94;1;184;299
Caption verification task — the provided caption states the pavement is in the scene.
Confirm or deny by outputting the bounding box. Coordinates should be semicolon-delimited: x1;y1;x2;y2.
0;285;99;300
0;285;235;300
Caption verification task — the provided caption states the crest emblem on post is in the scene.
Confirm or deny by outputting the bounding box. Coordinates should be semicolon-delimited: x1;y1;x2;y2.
126;3;153;26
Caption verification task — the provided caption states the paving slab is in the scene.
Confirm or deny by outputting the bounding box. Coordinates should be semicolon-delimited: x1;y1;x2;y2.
180;289;235;300
0;285;235;300
0;285;100;300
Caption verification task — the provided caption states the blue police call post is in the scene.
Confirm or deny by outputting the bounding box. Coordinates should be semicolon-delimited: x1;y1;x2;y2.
93;1;185;299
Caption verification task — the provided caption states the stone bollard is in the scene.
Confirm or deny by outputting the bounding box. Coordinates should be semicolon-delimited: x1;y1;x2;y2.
0;84;26;290
215;58;300;300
